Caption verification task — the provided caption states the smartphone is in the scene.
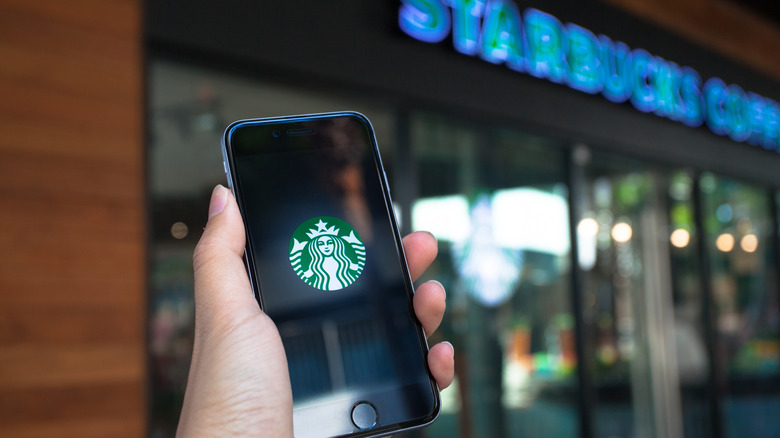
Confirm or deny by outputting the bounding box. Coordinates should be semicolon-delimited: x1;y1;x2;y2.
221;112;440;437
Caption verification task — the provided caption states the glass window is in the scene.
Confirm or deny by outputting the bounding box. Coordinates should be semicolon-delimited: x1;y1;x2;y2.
700;174;780;437
409;113;579;438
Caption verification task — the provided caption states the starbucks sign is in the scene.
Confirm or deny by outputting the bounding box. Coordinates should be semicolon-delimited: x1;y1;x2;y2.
289;217;366;291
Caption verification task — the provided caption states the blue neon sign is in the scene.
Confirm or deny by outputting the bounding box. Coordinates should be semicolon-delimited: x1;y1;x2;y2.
398;0;780;152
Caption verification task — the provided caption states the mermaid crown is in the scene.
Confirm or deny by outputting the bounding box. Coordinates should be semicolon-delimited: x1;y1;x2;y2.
306;219;340;239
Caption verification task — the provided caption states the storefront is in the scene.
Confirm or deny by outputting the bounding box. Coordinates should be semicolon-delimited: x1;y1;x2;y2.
145;1;780;437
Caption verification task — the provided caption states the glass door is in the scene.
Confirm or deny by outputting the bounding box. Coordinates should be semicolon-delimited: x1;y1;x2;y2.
573;151;685;438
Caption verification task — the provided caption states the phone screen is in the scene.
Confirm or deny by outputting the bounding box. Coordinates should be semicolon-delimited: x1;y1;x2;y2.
223;113;438;436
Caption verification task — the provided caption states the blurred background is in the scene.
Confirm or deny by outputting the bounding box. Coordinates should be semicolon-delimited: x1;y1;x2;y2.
2;0;780;437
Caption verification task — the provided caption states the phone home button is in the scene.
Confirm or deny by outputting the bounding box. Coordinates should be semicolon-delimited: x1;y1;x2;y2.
351;402;377;430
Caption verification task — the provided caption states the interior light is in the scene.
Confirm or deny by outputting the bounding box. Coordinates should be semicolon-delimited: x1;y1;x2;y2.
577;217;598;270
411;195;470;243
699;173;717;193
611;222;633;243
577;217;599;236
716;233;734;252
492;188;570;255
171;222;189;239
669;173;692;201
670;229;690;248
716;204;733;223
740;234;758;253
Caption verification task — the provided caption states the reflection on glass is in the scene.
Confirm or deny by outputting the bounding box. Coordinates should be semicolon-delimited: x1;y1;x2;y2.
701;173;780;437
411;113;578;438
454;194;522;307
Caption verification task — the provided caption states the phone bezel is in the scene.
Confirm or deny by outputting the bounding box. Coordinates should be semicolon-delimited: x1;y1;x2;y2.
220;111;441;437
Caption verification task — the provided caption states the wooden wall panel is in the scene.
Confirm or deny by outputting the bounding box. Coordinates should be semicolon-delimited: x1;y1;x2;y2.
602;0;780;82
0;0;144;437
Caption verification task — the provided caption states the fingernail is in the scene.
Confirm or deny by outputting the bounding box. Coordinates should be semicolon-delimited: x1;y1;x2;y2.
208;185;229;220
427;279;444;290
442;341;454;354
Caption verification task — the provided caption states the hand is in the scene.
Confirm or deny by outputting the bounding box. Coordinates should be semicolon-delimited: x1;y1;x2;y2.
176;185;455;437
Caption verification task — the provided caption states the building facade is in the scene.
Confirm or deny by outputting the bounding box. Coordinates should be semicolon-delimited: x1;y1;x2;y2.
2;1;779;437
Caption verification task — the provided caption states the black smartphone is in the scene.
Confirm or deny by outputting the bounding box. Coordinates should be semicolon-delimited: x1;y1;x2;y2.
221;112;440;437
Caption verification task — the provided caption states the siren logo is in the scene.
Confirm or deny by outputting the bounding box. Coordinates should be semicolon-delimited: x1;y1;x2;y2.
289;216;366;291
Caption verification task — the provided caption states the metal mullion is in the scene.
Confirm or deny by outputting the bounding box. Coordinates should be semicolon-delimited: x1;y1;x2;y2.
393;107;415;237
566;147;595;438
768;188;780;385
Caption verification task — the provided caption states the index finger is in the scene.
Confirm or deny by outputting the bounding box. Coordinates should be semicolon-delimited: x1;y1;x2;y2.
402;231;438;281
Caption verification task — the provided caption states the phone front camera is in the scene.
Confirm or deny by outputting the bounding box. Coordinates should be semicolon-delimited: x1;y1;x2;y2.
272;130;281;138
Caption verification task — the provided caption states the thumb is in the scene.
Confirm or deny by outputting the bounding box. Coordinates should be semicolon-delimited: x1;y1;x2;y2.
199;184;246;257
192;185;257;324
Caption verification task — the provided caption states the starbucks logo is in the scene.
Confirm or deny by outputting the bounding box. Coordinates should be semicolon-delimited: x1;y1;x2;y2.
289;216;366;291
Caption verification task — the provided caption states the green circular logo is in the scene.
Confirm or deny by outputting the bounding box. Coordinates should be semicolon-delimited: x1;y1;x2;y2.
289;216;366;291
